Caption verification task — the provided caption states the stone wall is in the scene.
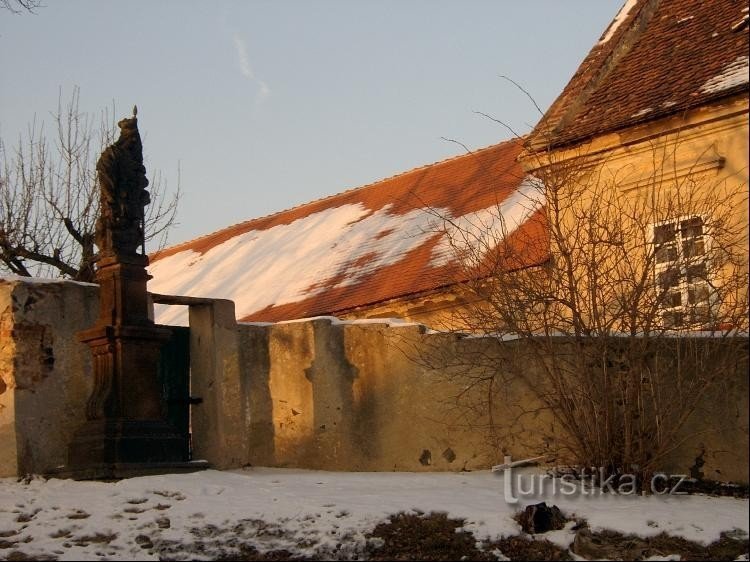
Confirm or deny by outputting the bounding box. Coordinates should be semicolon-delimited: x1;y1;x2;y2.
222;319;749;481
1;278;748;483
0;278;97;477
238;319;566;472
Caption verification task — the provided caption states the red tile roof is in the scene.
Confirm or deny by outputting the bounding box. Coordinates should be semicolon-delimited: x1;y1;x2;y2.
529;0;749;150
149;140;548;324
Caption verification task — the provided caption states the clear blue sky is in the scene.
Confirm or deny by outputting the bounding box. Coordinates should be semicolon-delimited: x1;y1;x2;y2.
1;1;622;246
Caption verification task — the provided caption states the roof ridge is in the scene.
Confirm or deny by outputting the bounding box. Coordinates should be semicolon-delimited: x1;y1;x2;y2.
528;0;654;149
531;0;749;151
152;137;525;259
551;0;657;137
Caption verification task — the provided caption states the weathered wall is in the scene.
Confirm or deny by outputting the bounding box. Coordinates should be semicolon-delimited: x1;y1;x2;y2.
0;278;97;477
188;298;251;469
237;318;551;472
1;279;747;483
663;351;749;482
230;319;749;481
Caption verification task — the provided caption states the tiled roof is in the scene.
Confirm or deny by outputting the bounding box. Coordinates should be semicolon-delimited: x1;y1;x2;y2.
529;0;750;150
148;140;548;324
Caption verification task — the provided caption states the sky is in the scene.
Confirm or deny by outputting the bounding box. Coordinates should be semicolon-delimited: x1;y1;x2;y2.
0;1;623;247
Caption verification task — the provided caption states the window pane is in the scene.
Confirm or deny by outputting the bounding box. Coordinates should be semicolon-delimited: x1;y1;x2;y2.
654;223;676;244
687;263;707;283
663;311;683;328
680;217;703;239
689;305;710;325
688;284;709;304
684;239;705;258
669;291;682;307
658;268;680;289
656;244;678;263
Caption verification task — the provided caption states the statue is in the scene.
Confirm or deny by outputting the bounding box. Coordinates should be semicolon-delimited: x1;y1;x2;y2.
95;113;150;257
65;108;196;478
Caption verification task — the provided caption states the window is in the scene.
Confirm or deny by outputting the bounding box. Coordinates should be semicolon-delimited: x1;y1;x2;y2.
653;216;711;328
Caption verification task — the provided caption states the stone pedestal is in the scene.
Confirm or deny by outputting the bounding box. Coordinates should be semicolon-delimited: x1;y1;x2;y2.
68;323;184;465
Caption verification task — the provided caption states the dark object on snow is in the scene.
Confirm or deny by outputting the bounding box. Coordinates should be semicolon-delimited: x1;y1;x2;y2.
518;502;566;534
366;511;494;561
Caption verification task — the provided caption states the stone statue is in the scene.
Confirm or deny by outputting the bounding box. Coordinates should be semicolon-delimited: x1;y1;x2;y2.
95;114;150;257
66;108;193;479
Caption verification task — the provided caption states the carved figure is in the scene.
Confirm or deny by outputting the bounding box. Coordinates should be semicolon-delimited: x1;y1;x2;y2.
95;115;150;256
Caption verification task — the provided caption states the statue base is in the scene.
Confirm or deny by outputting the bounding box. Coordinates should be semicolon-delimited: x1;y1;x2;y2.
67;322;191;475
67;418;188;467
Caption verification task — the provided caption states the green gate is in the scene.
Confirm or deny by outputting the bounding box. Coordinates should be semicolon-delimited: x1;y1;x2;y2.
157;326;194;460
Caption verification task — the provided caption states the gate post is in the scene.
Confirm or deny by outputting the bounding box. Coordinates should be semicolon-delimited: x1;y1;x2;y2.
188;299;249;468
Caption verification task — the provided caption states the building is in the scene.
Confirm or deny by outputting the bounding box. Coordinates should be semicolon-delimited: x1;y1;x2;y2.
521;0;749;331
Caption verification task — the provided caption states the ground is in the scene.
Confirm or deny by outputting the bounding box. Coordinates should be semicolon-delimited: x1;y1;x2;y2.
0;468;747;560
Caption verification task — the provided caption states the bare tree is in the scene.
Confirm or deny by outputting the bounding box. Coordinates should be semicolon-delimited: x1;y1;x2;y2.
420;133;749;486
0;88;180;282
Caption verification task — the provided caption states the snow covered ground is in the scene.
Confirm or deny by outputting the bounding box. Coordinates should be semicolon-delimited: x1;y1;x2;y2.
0;467;747;560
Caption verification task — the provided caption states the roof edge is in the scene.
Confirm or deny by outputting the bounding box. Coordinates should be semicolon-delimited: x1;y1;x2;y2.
529;88;749;155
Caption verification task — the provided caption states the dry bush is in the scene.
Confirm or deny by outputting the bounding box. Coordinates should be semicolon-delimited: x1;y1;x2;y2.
419;136;749;484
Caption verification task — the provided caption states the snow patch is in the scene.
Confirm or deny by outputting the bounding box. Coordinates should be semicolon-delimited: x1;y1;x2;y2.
0;468;747;561
598;0;639;45
699;56;749;94
0;274;98;287
430;176;546;267
631;107;653;118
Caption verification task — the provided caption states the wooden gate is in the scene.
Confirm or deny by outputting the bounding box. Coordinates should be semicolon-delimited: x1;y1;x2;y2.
157;326;194;460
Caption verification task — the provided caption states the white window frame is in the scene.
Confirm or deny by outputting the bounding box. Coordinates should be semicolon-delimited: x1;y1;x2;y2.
651;214;714;329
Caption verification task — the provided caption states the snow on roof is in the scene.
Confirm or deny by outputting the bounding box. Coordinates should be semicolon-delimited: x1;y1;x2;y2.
630;107;653;119
529;0;750;149
149;140;548;325
700;55;750;94
598;0;639;45
430;175;546;268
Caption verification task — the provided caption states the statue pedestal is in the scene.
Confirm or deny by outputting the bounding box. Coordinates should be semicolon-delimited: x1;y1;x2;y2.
67;325;185;465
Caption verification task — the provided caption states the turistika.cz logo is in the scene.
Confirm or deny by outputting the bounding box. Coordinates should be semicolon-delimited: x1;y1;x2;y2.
495;456;691;504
